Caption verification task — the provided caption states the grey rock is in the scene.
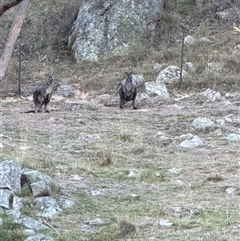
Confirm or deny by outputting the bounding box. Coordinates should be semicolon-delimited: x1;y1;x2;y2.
70;0;164;61
16;215;48;231
226;133;240;143
0;160;21;193
23;170;52;185
24;233;53;241
12;195;24;211
0;218;2;226
57;84;76;98
59;197;75;209
31;181;51;197
33;196;62;219
145;81;170;99
216;119;225;128
156;65;187;84
136;92;150;102
224;115;233;123
178;133;194;140
23;229;35;236
225;92;234;98
202;88;221;102
179;135;203;148
192;117;215;131
0;189;14;209
87;218;105;226
131;74;144;87
154;219;173;227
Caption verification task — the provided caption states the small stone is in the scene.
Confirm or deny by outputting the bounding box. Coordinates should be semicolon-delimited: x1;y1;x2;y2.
88;218;105;226
226;133;240;143
23;229;35;236
91;190;102;196
226;187;235;196
168;167;181;174
179;136;203;148
192;117;215;131
154;219;173;227
225;93;234;98
128;169;141;178
176;180;185;186
184;35;195;45
216;119;225;128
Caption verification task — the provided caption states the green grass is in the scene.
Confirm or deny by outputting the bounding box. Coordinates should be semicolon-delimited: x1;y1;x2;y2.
174;208;234;231
0;214;26;241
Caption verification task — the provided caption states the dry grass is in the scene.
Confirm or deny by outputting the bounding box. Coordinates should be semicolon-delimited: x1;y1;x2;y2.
0;0;240;240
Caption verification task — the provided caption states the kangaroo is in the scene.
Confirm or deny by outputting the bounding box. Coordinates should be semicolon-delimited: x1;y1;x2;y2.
119;72;137;109
23;76;54;114
32;75;54;113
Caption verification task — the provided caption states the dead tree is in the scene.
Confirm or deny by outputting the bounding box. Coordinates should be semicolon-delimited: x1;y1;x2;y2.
0;0;25;17
0;0;29;81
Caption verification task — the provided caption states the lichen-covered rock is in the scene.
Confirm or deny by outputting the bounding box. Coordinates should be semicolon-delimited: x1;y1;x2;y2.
0;160;21;193
145;81;170;99
70;0;164;61
191;117;215;132
156;65;187;84
24;233;53;241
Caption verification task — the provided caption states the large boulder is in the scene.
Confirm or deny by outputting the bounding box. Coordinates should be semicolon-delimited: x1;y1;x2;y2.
70;0;164;61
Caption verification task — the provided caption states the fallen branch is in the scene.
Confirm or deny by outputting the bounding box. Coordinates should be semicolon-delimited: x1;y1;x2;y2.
43;220;61;237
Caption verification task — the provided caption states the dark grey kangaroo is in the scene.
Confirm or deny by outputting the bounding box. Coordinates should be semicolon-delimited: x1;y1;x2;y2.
33;75;54;113
119;72;137;109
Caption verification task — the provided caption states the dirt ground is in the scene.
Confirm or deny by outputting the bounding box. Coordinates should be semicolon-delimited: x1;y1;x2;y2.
0;88;240;240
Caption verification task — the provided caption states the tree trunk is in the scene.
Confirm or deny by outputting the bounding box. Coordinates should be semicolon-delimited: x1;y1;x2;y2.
0;0;24;17
0;0;29;81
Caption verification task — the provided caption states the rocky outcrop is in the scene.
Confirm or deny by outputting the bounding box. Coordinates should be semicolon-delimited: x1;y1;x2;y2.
70;0;164;61
0;160;74;240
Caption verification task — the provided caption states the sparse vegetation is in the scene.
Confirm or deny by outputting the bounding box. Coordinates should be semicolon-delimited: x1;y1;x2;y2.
0;214;26;241
0;0;240;240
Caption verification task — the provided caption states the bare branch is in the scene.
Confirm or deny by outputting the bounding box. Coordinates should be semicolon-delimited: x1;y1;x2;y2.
0;0;24;17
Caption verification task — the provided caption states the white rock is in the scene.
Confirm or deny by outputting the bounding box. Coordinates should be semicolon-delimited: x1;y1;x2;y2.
226;187;235;196
128;169;141;178
226;133;240;142
154;219;173;227
88;218;105;226
184;35;195;45
168;167;181;174
179;136;203;148
202;88;221;102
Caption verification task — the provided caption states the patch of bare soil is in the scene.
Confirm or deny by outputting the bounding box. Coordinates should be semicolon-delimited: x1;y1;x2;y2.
1;90;240;240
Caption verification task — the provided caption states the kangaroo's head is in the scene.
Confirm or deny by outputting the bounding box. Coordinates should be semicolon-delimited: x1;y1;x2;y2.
46;75;54;86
